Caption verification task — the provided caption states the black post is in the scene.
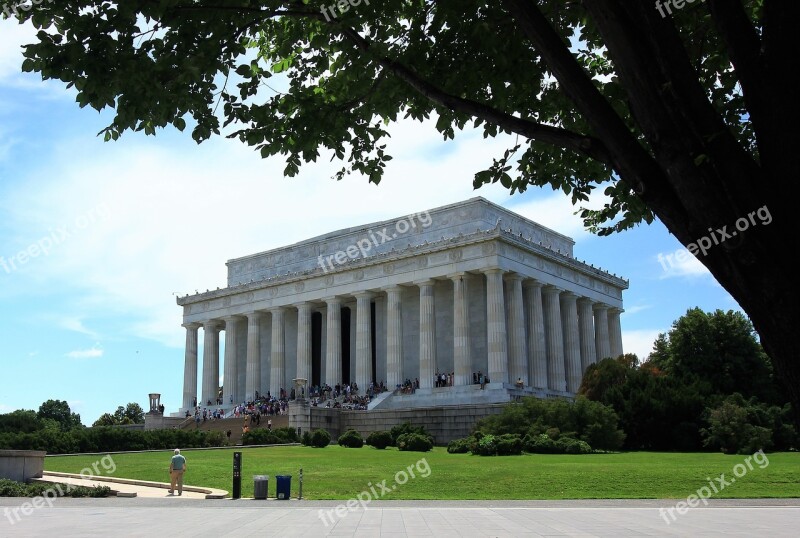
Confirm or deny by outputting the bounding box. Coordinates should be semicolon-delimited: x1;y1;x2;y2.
232;451;242;499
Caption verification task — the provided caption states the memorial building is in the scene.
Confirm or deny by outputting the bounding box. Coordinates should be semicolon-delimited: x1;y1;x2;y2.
175;197;627;417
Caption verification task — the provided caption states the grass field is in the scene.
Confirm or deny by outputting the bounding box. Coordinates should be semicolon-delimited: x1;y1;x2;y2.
45;446;800;500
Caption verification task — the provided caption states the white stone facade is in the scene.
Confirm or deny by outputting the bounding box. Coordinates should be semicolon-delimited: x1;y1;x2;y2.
176;197;627;410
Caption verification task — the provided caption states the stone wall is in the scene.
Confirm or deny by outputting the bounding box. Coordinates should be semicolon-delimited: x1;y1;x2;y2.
306;403;507;445
0;450;46;482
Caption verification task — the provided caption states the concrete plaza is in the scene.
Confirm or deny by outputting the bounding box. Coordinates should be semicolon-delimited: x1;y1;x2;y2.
1;498;798;537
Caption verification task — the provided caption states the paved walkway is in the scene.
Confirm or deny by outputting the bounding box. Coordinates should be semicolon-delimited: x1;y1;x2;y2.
1;498;798;537
34;471;228;499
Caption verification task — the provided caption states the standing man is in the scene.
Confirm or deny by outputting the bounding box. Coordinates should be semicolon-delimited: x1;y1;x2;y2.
168;448;187;496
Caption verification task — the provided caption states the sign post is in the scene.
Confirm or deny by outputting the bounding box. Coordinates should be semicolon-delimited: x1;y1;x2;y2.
232;451;242;499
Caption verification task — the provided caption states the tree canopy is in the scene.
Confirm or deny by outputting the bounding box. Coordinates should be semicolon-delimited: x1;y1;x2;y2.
37;399;82;431
3;0;797;424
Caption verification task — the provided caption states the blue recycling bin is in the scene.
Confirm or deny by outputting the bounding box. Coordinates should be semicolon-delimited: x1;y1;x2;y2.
275;475;292;500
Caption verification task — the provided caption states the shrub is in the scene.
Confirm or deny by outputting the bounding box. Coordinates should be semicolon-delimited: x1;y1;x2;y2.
555;437;592;454
446;437;473;454
311;429;331;448
390;422;434;446
366;431;393;450
301;431;312;446
472;434;498;456
523;434;559;454
0;479;110;498
337;429;364;448
495;434;523;455
396;433;433;452
242;429;285;446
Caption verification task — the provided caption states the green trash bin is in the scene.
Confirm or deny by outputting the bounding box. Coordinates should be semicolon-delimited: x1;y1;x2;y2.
253;475;269;500
275;475;291;500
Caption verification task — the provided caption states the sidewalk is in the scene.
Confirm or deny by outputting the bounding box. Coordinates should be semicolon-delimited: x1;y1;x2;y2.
35;471;228;499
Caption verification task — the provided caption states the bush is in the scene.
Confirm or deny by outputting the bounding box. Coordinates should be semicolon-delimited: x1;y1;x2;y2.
472;434;497;456
310;429;331;448
301;431;312;446
337;429;364;448
495;434;523;455
396;433;433;452
555;437;592;454
446;437;473;454
701;395;776;454
390;422;434;446
523;433;559;454
0;479;110;498
366;431;393;450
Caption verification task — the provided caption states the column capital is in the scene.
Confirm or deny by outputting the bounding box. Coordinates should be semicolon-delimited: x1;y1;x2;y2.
522;279;543;289
322;296;342;305
413;279;436;287
267;306;286;315
559;290;578;300
576;297;595;306
609;306;624;314
221;314;245;323
353;290;375;299
182;322;201;330
542;284;563;295
481;267;504;276
243;311;263;322
294;301;312;311
202;320;222;331
383;284;405;294
446;271;469;281
592;302;610;311
503;273;524;283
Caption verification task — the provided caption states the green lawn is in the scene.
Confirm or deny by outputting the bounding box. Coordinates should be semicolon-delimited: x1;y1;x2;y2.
45;446;800;500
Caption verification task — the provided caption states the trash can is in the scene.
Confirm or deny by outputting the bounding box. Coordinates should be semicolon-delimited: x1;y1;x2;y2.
275;475;291;500
253;475;269;500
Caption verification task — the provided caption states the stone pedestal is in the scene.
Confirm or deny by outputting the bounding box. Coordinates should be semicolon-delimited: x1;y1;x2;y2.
0;450;46;482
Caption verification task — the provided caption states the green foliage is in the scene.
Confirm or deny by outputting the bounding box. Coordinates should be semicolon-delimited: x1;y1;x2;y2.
337;429;364;448
446;437;473;454
521;434;592;454
649;309;781;403
301;431;312;446
366;431;393;450
701;394;796;454
0;426;226;454
396;433;433;452
310;429;331;448
476;396;624;451
0;479;110;498
389;422;435;447
242;427;297;446
37;400;82;431
0;410;44;434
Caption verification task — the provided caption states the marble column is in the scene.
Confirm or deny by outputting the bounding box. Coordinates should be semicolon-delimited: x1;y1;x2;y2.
450;274;471;387
385;286;404;389
244;312;262;402
523;281;548;389
355;292;373;391
485;269;508;385
269;307;285;398
593;304;612;362
542;286;566;392
418;280;437;389
325;297;342;386
182;323;200;409
201;321;221;406
560;292;582;393
608;307;624;358
222;316;240;405
577;298;597;374
505;274;527;386
296;303;312;388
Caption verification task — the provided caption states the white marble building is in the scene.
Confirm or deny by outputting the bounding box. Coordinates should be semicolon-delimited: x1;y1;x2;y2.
176;197;626;411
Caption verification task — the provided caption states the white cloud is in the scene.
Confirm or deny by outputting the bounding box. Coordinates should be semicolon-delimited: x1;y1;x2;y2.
655;248;710;279
623;304;652;316
622;329;662;361
59;317;98;338
65;345;103;359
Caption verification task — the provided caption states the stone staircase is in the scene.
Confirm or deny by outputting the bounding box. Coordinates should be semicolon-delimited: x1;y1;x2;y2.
180;415;289;445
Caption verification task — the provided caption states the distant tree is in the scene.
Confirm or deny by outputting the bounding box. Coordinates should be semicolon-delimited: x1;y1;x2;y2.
0;410;42;434
92;413;116;427
37;400;82;431
648;308;781;403
95;403;146;427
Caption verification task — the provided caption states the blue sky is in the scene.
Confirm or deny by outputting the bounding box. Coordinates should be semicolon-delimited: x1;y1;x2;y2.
0;21;742;425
